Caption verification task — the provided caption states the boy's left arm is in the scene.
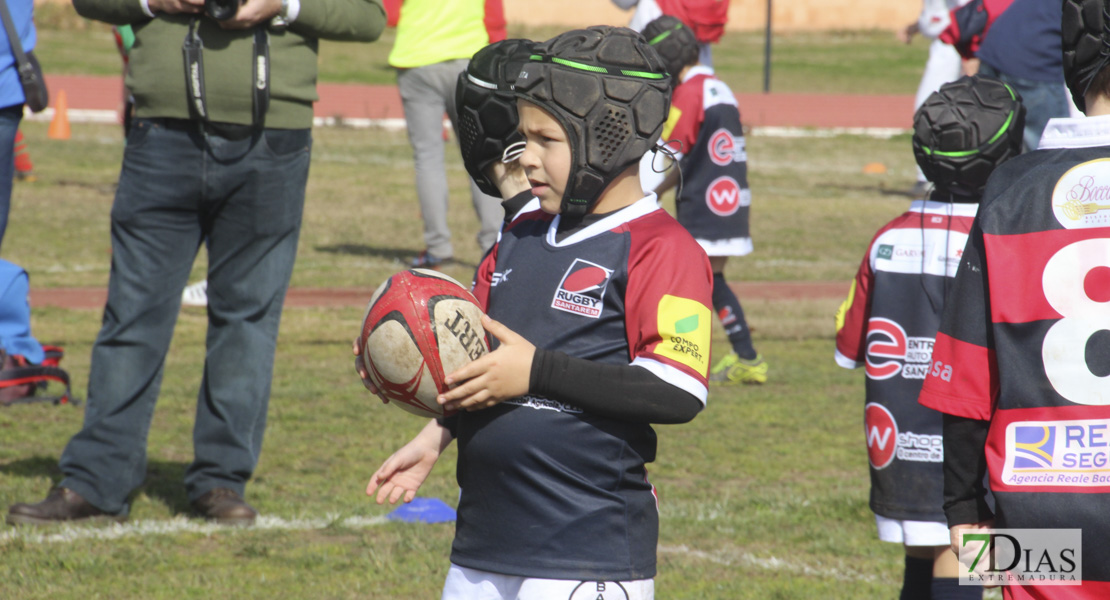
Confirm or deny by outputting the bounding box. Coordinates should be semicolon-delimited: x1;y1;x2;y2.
622;221;715;406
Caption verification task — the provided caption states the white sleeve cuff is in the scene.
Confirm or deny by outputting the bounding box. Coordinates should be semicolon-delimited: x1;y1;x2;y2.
140;0;155;18
284;0;300;22
834;349;863;370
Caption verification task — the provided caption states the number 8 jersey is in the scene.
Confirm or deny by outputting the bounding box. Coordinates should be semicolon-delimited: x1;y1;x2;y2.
919;115;1110;594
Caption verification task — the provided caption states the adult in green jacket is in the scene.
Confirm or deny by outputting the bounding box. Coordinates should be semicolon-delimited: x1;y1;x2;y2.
7;0;385;527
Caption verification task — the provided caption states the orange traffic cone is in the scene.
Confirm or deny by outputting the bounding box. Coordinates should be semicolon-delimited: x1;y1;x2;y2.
48;90;70;140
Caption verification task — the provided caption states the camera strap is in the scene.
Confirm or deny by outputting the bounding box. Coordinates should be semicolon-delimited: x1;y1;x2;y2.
182;18;270;132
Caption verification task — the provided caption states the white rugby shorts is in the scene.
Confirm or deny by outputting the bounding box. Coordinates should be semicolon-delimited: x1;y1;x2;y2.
441;564;654;600
875;514;950;547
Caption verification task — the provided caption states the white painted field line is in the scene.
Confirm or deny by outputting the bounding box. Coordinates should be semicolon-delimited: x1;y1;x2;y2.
0;513;388;544
658;544;881;583
5;521;884;584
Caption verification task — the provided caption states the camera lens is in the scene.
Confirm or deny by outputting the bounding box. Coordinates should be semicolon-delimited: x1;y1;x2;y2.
205;0;238;20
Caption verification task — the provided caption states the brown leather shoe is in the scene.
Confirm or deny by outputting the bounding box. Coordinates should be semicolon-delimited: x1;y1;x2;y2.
7;487;127;526
191;488;257;526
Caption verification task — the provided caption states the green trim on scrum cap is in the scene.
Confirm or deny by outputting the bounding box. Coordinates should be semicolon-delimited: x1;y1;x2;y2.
621;69;666;79
648;30;673;45
925;147;978;158
986;109;1015;145
531;55;667;80
552;57;608;73
922;106;1016;158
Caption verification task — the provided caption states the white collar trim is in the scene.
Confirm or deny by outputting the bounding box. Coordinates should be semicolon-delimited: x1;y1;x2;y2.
1038;114;1110;149
546;194;662;247
681;65;714;84
908;199;979;217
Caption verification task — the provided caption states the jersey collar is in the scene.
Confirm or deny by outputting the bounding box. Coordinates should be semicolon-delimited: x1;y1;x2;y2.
681;65;714;84
546;194;662;247
1039;114;1110;150
909;199;979;218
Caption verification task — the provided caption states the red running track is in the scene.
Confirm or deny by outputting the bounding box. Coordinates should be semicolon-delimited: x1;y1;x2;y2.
43;74;915;130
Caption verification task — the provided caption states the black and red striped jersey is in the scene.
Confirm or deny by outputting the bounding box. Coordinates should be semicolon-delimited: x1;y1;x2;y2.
455;196;714;580
919;115;1110;597
662;66;752;255
835;200;978;522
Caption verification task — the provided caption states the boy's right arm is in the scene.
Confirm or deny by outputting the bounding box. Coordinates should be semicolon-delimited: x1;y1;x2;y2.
366;418;453;505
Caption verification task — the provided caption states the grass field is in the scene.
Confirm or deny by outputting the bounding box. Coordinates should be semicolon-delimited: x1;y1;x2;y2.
0;9;962;600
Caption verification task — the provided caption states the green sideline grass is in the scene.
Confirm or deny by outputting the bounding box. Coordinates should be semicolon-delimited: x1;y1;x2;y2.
31;3;927;94
0;8;949;598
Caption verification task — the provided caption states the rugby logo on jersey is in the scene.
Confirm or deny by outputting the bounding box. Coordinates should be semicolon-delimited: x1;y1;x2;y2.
654;294;711;375
1003;420;1110;489
708;128;746;166
551;259;613;318
706;176;749;217
1052;158;1110;229
865;318;934;380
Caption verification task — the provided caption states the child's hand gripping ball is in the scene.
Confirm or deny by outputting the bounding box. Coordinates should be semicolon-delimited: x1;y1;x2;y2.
359;269;489;418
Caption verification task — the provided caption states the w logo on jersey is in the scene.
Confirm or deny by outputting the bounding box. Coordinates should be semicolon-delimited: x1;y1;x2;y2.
865;403;898;469
708;128;745;166
706;176;747;217
551;259;613;318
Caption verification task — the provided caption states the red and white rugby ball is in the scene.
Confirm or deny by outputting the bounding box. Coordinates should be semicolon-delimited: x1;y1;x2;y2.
360;269;489;418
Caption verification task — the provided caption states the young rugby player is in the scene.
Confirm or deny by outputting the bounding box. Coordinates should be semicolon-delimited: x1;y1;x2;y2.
837;75;1024;600
356;26;714;599
642;15;767;385
918;2;1110;597
453;38;536;224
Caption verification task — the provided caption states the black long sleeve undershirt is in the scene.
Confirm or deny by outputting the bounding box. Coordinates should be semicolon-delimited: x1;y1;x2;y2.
942;413;994;527
436;349;703;435
528;348;703;424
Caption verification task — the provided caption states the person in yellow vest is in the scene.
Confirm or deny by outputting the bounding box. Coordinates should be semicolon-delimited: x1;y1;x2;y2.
386;0;507;267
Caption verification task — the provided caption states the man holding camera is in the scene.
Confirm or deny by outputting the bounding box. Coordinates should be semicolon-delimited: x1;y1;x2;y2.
6;0;385;526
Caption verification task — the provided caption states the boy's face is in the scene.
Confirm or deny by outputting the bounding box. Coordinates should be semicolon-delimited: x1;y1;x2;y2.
517;100;571;214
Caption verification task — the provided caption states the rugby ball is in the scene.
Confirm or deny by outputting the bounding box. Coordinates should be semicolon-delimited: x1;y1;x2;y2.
360;269;489;418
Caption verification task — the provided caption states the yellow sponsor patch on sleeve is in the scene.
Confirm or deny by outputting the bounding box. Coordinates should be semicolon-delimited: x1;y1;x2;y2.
662;106;682;141
835;279;857;333
655;294;712;376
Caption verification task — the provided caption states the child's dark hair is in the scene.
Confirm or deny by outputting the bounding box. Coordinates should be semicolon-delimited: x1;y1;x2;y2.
911;75;1025;201
514;26;671;216
643;15;699;85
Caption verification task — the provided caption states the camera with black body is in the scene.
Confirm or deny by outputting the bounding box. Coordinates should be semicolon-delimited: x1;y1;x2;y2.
205;0;243;20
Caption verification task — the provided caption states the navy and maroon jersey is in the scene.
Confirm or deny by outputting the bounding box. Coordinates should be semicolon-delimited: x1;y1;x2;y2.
835;200;977;522
453;196;713;580
919;115;1110;598
661;66;752;256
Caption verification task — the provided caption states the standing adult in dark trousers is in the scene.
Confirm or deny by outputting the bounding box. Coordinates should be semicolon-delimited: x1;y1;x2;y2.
7;0;385;526
0;0;36;250
941;0;1069;152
